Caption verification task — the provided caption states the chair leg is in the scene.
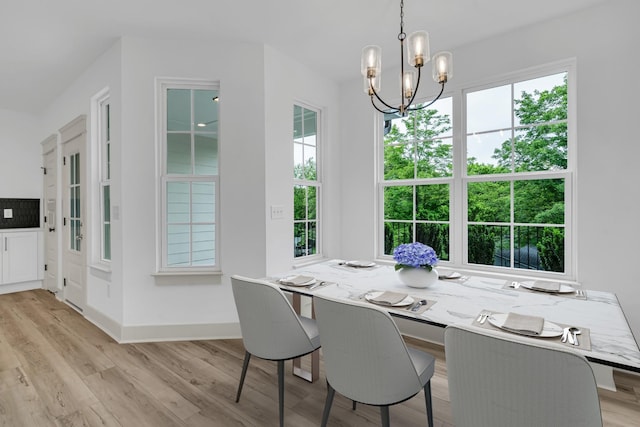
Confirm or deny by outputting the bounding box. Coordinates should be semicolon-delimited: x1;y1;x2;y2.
352;400;356;410
424;381;434;427
380;405;390;427
235;351;251;403
321;382;336;427
277;360;285;427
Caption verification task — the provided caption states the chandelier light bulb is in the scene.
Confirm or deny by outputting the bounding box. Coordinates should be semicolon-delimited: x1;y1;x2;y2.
432;51;452;84
407;31;430;68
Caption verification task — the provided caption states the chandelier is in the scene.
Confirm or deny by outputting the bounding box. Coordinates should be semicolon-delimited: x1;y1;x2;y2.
361;0;452;116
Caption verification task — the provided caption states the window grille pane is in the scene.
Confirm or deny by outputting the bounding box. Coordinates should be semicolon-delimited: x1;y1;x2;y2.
513;73;567;126
514;125;568;172
468;224;510;266
167;224;190;266
294;185;306;221
383;222;413;255
167;133;192;174
307;186;317;220
192;224;215;266
194;134;218;175
416;223;449;261
102;184;111;261
467;131;511;175
384;186;413;221
194;90;217;131
167;89;191;131
103;185;110;222
467;84;512;134
467;181;510;223
192;182;215;223
167;182;190;223
416;184;449;221
514;179;564;224
103;223;111;260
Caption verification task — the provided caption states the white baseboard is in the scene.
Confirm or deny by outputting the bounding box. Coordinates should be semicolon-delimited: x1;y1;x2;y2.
0;280;42;295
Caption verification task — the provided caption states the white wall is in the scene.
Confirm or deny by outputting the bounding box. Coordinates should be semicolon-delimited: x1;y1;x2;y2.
39;41;123;327
339;0;640;338
0;109;42;198
263;46;342;275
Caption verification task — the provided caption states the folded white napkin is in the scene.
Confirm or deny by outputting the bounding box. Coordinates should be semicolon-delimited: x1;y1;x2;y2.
532;281;561;292
369;291;408;305
502;312;545;335
279;275;314;286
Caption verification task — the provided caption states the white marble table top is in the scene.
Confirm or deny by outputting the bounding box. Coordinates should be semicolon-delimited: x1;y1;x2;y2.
272;259;640;373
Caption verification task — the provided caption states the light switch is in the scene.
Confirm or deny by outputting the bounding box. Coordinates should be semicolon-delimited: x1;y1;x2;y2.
271;205;284;219
3;209;12;219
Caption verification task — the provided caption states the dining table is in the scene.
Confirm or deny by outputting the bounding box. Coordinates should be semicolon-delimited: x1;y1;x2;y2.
270;259;640;390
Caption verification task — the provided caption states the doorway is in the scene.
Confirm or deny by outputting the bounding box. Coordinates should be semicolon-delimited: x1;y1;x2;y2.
41;135;58;293
60;116;87;312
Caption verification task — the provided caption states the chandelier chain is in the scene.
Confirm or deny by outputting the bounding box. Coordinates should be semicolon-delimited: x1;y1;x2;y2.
399;0;406;41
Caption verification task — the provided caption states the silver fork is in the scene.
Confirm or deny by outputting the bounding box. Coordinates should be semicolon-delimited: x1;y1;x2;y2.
576;289;586;298
476;311;490;324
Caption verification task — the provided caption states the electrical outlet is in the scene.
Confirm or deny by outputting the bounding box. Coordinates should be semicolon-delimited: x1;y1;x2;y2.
271;205;284;219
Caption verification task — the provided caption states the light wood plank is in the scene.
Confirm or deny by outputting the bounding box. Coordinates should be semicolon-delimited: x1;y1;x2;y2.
0;289;637;426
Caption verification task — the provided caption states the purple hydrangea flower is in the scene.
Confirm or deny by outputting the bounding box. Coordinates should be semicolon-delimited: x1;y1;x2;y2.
393;242;439;271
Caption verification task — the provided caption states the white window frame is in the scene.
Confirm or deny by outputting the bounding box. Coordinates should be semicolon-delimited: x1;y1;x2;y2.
90;87;112;271
378;60;576;280
155;78;220;274
293;102;322;262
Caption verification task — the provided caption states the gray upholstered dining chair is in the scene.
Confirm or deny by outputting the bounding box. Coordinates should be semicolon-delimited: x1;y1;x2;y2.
230;275;321;427
444;323;602;427
313;294;435;427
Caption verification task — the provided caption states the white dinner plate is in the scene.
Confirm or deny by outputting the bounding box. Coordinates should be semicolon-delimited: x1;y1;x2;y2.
364;291;414;307
278;276;316;287
346;260;376;268
519;281;575;294
488;313;564;338
439;271;462;279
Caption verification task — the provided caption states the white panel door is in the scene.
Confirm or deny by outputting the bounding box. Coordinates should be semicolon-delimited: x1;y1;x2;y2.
43;141;58;292
61;116;86;312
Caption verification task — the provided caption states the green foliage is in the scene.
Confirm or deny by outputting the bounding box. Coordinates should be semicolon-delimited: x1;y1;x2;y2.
468;225;496;265
537;227;564;272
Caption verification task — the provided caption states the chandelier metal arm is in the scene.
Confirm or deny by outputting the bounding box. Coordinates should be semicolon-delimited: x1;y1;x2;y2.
406;81;445;112
368;77;400;111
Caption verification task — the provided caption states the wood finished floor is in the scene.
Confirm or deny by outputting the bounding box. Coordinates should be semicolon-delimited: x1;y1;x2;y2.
0;289;639;426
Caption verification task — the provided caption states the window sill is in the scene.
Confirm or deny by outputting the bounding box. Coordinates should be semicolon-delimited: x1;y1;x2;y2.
152;269;223;278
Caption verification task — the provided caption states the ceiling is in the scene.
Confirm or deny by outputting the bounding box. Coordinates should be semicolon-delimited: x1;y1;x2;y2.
1;0;611;113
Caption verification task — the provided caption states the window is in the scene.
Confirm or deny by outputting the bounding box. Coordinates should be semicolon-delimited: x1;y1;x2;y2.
381;97;453;261
99;97;111;261
158;79;219;271
465;71;569;273
293;104;320;258
380;64;573;277
91;87;111;268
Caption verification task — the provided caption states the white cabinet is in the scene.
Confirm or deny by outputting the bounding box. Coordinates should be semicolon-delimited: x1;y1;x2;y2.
1;231;41;284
